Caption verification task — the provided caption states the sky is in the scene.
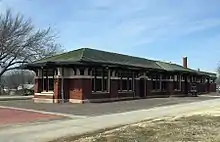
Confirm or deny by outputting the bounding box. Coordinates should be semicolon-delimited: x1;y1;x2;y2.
0;0;220;73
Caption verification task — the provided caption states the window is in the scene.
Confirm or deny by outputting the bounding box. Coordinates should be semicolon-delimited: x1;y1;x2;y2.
48;78;54;91
152;75;160;90
92;68;109;92
200;78;206;83
43;69;55;76
190;76;197;82
94;78;102;91
122;79;127;90
128;79;132;90
118;70;134;91
173;75;181;90
42;69;55;92
79;68;84;75
162;75;168;80
210;79;215;83
161;75;168;91
152;80;160;90
34;70;39;77
181;76;185;81
161;82;167;90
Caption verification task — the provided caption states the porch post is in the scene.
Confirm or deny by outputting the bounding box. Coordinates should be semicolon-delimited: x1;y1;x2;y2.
101;68;104;91
144;72;146;97
207;78;210;93
94;68;96;92
61;67;64;103
46;68;49;92
127;71;129;91
52;68;55;91
159;74;162;90
108;68;111;92
120;70;122;92
132;71;135;97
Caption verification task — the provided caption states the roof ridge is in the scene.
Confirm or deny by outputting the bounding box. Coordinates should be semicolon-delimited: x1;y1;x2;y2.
83;47;154;62
79;48;86;61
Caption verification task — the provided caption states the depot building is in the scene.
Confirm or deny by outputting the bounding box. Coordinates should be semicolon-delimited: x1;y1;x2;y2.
22;48;217;103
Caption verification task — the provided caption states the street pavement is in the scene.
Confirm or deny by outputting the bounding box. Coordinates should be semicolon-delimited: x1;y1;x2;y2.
0;95;218;116
0;96;220;142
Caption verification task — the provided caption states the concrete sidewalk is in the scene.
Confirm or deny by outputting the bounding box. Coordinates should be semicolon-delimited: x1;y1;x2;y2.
0;98;220;142
0;95;33;101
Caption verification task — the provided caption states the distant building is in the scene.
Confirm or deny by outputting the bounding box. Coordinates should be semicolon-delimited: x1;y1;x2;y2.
22;48;217;103
17;84;34;90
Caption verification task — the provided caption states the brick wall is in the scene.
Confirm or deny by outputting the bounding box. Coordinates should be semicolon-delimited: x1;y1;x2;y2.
69;78;83;100
54;78;61;102
34;74;217;104
210;83;216;92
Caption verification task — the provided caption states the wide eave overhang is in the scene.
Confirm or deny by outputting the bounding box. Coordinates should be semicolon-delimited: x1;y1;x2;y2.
20;60;216;78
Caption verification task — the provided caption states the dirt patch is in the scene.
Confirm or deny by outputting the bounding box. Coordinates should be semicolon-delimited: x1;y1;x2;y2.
52;115;220;142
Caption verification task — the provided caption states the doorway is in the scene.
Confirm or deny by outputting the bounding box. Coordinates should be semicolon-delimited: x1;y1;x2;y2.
139;78;146;97
184;76;188;94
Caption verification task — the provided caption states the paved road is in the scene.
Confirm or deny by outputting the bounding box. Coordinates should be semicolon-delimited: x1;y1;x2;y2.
0;97;220;142
0;95;218;116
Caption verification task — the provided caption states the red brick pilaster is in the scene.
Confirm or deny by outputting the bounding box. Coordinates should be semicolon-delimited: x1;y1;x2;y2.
54;78;61;103
34;78;38;93
210;83;216;92
82;78;92;100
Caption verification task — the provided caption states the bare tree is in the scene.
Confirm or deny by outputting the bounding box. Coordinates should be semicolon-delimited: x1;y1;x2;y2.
3;70;35;89
216;65;220;85
0;9;62;77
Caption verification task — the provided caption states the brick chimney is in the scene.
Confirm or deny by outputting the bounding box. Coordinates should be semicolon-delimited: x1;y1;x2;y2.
183;57;187;68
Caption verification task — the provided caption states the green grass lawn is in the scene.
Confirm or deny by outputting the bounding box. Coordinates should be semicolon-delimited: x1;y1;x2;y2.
52;115;220;142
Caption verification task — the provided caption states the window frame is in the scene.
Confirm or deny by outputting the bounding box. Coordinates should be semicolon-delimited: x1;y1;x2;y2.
91;68;110;93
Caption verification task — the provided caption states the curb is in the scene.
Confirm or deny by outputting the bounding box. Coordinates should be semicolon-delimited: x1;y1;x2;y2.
0;96;33;101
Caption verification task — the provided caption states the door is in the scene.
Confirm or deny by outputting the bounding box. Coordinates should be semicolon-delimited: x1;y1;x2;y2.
139;78;146;97
184;76;188;94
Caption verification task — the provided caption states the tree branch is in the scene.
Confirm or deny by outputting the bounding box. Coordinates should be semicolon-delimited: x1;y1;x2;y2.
0;8;62;77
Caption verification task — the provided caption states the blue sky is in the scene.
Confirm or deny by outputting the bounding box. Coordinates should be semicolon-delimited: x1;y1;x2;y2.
1;0;220;72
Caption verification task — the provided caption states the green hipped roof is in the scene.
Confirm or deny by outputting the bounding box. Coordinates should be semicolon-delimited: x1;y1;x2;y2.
34;48;216;76
35;48;161;69
198;71;217;78
155;61;195;72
